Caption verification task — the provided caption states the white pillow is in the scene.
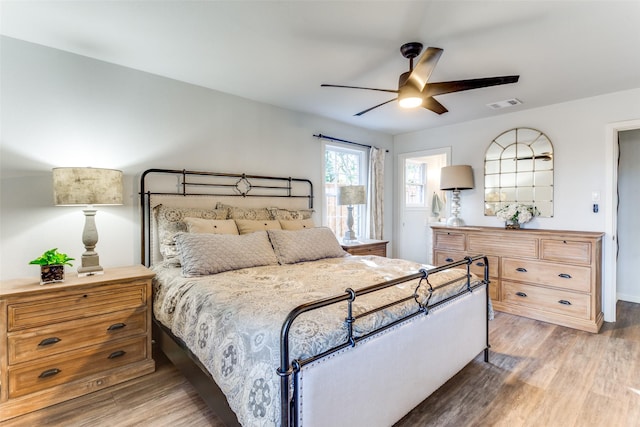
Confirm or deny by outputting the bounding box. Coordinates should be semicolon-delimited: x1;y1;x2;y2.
267;227;346;264
184;218;239;235
279;219;316;230
235;219;282;234
175;231;278;276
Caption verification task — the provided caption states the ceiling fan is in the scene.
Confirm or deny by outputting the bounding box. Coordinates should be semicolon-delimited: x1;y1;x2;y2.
321;42;519;116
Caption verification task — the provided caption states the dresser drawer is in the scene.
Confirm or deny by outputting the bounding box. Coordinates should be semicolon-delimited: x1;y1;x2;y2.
434;251;499;278
8;308;147;365
468;233;538;258
502;281;590;319
346;245;386;257
8;335;147;398
541;239;592;265
8;282;147;331
502;258;591;293
433;231;466;251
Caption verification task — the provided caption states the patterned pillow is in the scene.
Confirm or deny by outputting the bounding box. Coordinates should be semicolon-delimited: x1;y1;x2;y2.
267;227;346;264
268;208;314;220
216;203;273;220
235;219;282;235
175;231;278;277
184;218;239;235
154;204;228;260
279;219;316;230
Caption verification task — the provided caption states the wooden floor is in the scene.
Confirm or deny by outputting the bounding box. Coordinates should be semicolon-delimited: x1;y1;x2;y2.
3;301;640;426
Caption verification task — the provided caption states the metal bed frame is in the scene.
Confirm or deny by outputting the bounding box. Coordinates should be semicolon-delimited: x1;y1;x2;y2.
140;168;490;427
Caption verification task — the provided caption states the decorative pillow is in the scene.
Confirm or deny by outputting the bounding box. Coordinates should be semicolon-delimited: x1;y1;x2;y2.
235;219;282;235
268;207;314;220
267;227;347;264
184;218;239;235
279;219;316;230
175;231;278;277
154;204;228;260
216;203;273;220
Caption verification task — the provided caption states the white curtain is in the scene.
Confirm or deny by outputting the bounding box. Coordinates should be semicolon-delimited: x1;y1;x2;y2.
367;146;385;239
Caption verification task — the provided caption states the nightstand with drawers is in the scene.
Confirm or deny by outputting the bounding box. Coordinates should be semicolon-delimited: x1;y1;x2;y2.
341;239;389;257
0;265;156;421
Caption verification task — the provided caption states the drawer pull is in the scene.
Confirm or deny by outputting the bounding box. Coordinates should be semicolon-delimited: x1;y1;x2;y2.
38;337;61;346
515;291;528;298
475;262;486;267
516;267;528;273
39;368;61;378
558;300;572;305
108;350;126;359
445;257;454;262
558;273;572;279
107;322;127;331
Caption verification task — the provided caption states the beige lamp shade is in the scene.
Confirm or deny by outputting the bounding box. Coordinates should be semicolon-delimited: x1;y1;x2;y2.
53;167;123;206
440;165;474;190
338;185;366;206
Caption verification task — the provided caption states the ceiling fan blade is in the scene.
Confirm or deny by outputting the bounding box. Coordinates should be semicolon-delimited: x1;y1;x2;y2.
406;47;443;91
422;97;448;115
321;84;398;94
354;98;398;116
424;75;520;96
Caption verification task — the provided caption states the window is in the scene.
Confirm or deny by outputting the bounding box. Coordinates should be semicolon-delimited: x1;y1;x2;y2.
405;160;427;207
324;144;367;240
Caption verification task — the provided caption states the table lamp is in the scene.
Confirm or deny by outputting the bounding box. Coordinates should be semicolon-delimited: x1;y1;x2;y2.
338;185;366;241
53;167;123;276
440;165;474;226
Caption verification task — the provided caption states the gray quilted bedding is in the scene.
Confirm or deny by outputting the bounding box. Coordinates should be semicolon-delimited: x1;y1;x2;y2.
152;255;478;426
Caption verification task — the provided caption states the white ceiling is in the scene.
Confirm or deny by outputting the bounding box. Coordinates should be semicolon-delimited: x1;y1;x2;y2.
2;1;639;135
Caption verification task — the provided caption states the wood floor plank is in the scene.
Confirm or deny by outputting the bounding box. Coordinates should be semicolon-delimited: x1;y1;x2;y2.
2;301;639;427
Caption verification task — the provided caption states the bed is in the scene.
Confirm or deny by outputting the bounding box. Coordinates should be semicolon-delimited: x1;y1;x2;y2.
140;169;491;427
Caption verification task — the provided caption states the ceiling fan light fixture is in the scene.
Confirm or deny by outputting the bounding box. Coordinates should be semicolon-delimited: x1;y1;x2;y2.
399;96;423;108
398;84;423;109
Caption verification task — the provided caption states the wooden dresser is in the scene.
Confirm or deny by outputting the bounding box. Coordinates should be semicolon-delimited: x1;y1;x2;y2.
431;225;604;333
0;265;156;421
341;239;389;257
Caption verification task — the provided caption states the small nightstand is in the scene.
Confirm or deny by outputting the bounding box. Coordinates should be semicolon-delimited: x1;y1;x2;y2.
341;239;389;257
0;265;156;421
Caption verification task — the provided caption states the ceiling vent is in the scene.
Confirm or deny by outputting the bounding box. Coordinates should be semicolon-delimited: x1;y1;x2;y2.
487;98;522;110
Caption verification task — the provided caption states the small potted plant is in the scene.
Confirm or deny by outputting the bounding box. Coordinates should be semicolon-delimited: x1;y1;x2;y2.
29;248;75;285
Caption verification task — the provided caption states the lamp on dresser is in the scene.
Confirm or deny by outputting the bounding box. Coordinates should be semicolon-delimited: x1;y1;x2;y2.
338;184;366;241
53;167;123;276
440;165;474;226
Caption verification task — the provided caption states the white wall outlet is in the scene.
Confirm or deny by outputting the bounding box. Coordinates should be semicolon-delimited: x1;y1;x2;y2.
592;191;600;202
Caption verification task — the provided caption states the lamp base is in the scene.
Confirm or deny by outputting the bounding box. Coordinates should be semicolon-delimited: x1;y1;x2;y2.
343;230;357;241
78;252;103;277
446;216;465;227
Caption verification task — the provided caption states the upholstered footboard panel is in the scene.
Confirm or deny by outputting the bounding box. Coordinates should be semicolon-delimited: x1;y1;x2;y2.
296;285;487;427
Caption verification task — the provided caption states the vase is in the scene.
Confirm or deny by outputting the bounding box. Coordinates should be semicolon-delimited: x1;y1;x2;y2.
505;221;520;230
40;265;65;285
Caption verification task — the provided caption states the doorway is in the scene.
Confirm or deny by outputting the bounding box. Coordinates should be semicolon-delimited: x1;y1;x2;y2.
396;148;450;263
605;119;640;322
616;129;640;303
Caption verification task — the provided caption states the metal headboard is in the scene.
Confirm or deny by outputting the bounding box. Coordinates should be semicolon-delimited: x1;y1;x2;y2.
139;168;314;266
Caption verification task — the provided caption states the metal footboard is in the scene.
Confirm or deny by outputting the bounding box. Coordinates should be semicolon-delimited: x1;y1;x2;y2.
278;255;490;427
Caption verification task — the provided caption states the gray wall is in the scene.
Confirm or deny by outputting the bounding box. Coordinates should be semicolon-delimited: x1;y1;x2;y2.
0;37;393;279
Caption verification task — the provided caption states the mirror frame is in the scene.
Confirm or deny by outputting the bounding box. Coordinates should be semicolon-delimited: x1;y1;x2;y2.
484;127;554;217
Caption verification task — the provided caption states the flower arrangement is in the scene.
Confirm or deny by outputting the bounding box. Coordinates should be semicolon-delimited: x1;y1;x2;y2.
496;203;539;225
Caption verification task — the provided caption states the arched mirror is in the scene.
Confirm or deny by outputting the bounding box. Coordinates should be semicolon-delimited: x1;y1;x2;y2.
484;127;554;217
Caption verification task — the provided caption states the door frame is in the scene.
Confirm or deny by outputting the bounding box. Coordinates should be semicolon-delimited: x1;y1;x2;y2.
395;147;451;261
604;118;640;322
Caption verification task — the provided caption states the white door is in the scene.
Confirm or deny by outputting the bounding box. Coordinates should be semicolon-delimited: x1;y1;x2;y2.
396;148;450;264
